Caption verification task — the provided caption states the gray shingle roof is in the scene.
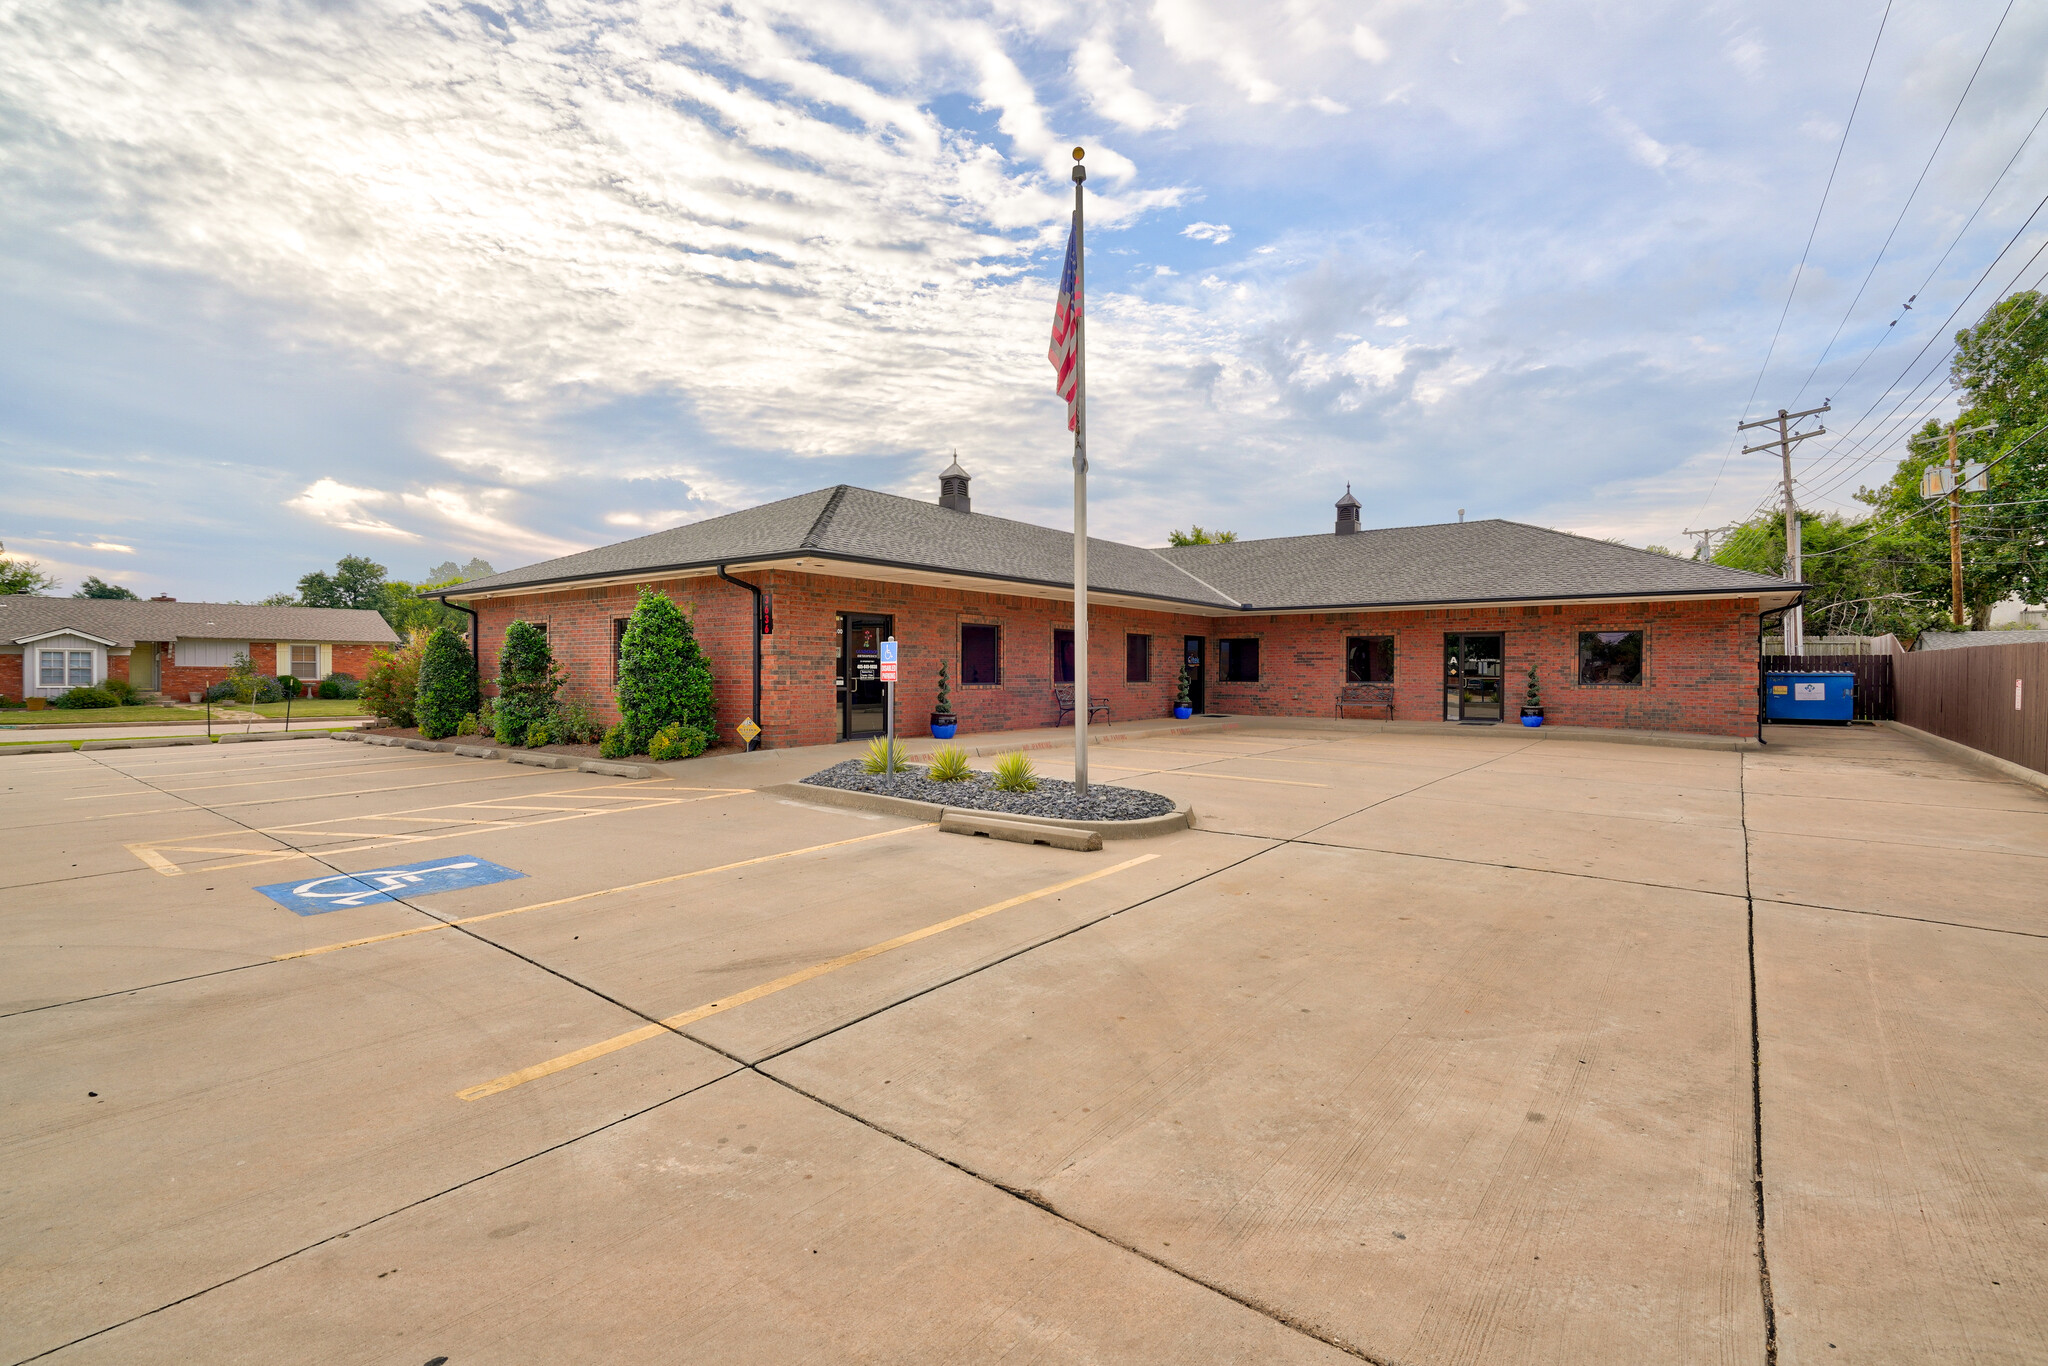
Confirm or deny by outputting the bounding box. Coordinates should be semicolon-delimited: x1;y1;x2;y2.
0;598;399;648
439;489;1801;612
1159;519;1800;609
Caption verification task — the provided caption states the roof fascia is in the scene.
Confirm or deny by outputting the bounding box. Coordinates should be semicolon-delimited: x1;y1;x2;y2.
1228;587;1804;615
14;628;122;647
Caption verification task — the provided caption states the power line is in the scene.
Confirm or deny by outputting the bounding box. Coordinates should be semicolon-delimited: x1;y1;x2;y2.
1790;0;2017;407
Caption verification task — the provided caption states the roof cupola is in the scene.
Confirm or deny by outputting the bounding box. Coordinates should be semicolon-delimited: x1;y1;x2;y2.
1335;484;1361;535
939;453;972;513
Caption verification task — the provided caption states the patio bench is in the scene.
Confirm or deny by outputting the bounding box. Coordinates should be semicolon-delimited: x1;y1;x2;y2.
1336;682;1395;720
1053;685;1109;727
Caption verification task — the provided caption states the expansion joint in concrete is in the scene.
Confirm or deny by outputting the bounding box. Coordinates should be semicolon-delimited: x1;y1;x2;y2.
1740;754;1779;1366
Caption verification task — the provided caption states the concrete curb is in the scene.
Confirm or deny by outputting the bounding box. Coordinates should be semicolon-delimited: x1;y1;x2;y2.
218;731;331;744
901;719;1244;761
1217;715;1763;753
453;745;502;759
506;751;579;770
770;781;1193;839
78;737;207;750
328;730;655;778
579;759;658;779
0;743;78;755
1882;720;2048;796
940;811;1104;851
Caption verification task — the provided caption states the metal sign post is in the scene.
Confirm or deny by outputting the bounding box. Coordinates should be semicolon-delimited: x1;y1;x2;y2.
880;638;898;777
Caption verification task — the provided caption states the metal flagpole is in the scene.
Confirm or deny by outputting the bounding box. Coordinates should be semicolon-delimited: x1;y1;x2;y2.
1070;149;1089;795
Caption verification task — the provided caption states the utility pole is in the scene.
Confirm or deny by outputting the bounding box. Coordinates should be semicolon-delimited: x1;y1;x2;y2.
1943;422;1996;630
1740;403;1829;654
1683;525;1731;562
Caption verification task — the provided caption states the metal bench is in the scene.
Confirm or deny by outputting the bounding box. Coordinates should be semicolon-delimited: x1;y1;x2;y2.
1335;682;1395;720
1053;685;1109;727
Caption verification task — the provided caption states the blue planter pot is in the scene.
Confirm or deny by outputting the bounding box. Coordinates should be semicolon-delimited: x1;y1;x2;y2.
1173;706;1193;720
930;721;958;740
1521;715;1543;727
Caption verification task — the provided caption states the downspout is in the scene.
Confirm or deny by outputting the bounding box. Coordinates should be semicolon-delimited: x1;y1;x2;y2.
1756;604;1792;745
459;603;482;699
717;565;762;751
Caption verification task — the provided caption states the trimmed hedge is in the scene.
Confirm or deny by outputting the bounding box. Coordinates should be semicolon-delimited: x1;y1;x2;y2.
493;620;562;748
415;626;479;740
616;588;715;749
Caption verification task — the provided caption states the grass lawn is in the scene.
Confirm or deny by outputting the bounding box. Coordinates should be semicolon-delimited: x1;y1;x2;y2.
248;699;375;718
0;705;208;726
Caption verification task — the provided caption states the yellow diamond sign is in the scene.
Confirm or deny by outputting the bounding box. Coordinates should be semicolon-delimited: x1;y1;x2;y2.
736;718;762;742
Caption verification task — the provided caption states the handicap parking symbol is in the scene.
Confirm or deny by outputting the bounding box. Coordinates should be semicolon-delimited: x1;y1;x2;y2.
257;856;525;916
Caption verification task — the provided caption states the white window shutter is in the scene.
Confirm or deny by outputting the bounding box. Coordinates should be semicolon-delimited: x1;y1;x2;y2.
319;644;332;676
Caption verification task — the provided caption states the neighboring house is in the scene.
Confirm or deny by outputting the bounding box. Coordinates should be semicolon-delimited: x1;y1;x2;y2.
1987;597;2047;630
0;599;398;701
1915;629;2048;651
430;464;1803;746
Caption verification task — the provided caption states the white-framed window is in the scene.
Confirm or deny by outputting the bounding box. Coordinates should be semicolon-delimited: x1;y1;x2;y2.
290;645;319;680
38;650;65;687
69;651;92;686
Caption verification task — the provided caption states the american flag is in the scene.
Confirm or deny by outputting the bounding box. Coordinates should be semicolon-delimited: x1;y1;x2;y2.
1048;216;1081;431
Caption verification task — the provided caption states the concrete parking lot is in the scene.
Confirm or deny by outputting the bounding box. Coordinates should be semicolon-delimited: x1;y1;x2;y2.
2;721;2042;1364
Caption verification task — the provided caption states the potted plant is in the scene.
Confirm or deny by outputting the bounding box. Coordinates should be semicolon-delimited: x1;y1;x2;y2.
930;660;958;739
1173;664;1194;720
1520;664;1545;727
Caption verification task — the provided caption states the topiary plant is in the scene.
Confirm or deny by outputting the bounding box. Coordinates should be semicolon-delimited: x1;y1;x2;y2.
494;620;562;747
933;660;953;717
415;626;479;739
616;589;715;749
1175;664;1192;710
992;751;1038;792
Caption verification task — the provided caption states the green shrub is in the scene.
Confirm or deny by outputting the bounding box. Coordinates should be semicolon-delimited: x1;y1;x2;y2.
101;677;138;705
926;745;972;782
317;672;360;700
51;686;118;709
647;723;687;761
274;674;298;697
992;752;1038;792
494;620;562;747
203;680;236;703
553;696;605;745
415;626;479;740
599;722;635;759
616;588;715;749
525;721;553;748
862;737;906;774
363;630;428;729
456;712;479;737
253;676;285;704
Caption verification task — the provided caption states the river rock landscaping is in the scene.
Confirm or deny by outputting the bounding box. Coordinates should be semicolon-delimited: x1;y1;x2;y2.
801;758;1176;821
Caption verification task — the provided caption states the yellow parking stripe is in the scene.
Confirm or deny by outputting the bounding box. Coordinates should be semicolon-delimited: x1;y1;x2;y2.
275;823;928;960
457;852;1159;1100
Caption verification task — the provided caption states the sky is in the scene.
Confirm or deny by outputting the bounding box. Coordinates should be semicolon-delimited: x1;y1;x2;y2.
3;0;2046;601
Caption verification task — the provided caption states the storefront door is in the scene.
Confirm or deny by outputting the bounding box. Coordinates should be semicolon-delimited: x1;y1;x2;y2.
1182;636;1206;714
1443;634;1504;722
837;613;893;739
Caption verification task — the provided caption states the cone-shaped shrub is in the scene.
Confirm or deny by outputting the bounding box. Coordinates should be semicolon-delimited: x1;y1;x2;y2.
616;588;716;747
494;619;563;747
415;626;479;739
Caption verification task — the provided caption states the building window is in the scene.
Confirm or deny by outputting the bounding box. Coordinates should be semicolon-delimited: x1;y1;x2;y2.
612;618;629;683
1579;631;1644;686
68;651;93;687
961;624;1001;685
290;645;320;680
1346;636;1393;683
1126;633;1150;683
38;650;65;688
1219;637;1261;682
1053;628;1076;683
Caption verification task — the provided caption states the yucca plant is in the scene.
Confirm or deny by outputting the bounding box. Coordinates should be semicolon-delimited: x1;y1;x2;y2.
863;737;905;775
926;745;972;782
992;751;1037;792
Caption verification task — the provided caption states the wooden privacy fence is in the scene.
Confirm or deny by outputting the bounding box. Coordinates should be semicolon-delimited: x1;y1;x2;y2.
1760;654;1895;721
1894;643;2047;778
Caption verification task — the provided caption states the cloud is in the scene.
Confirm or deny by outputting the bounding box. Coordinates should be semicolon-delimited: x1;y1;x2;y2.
1351;25;1390;63
1183;221;1233;243
1073;37;1187;131
286;479;418;540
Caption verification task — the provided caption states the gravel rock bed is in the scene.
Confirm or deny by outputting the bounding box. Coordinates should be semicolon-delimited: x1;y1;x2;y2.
800;758;1175;821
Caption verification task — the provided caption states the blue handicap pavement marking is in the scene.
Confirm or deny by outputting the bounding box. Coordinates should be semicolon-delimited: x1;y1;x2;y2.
257;856;526;916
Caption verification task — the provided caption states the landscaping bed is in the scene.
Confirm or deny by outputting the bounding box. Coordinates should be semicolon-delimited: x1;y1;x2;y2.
801;759;1175;821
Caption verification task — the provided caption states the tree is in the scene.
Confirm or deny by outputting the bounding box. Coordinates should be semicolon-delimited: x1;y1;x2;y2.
615;588;714;746
1168;526;1237;546
297;555;389;610
414;626;479;739
382;578;470;638
425;558;496;583
0;542;59;595
494;620;564;747
1716;509;1949;641
73;576;139;600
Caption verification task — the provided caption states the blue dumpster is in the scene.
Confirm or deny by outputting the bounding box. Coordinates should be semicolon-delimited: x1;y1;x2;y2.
1765;671;1854;723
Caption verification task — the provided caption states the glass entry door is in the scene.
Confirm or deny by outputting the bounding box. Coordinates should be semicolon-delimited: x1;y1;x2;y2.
1182;636;1206;713
837;613;893;739
1443;634;1504;722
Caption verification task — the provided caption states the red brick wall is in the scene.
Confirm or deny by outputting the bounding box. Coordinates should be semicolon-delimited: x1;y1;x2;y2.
1201;599;1762;737
153;641;384;701
0;653;20;704
469;571;1760;746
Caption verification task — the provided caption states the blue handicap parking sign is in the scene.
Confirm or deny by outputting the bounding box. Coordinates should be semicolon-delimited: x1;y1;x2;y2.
257;856;525;916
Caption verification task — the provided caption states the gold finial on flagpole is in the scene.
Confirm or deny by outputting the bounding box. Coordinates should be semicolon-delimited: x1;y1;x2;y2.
1072;146;1085;160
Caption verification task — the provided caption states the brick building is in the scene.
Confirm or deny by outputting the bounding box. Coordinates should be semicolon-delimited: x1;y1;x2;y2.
433;467;1802;747
0;598;396;702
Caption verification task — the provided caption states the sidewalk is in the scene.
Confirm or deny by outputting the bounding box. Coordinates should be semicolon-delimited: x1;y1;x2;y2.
0;716;375;745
